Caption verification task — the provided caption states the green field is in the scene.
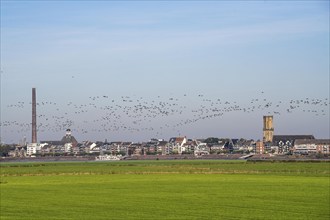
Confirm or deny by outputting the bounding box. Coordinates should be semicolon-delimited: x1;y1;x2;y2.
1;160;329;219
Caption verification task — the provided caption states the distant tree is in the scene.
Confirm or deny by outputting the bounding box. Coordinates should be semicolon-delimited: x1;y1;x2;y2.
204;137;219;144
210;150;219;154
0;144;13;157
79;152;88;156
171;150;179;155
90;152;100;156
117;151;126;156
182;151;193;155
233;150;244;154
315;152;324;159
146;151;158;155
220;149;229;154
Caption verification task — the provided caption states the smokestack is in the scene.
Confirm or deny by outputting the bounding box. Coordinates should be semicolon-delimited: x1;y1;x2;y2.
32;88;37;143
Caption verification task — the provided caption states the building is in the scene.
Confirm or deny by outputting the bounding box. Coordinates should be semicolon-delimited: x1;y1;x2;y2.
158;141;168;155
194;143;210;156
294;139;330;155
8;146;27;158
235;139;255;153
40;129;79;155
273;135;315;154
27;143;41;156
61;129;78;153
168;137;187;154
315;140;330;154
255;141;264;154
263;115;274;143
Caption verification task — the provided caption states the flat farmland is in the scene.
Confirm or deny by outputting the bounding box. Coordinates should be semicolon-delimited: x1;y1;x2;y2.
1;160;329;219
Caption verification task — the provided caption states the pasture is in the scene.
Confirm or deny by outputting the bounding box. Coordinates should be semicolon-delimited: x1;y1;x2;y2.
1;160;329;219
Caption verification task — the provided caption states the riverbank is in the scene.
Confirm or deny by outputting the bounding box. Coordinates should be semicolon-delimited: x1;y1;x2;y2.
1;153;329;163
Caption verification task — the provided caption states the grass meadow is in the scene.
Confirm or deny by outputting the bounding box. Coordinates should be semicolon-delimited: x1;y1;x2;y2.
0;160;329;219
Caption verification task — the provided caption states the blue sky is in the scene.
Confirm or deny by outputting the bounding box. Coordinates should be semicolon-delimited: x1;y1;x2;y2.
1;1;329;143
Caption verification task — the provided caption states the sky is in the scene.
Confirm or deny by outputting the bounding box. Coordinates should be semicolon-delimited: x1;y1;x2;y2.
1;1;329;144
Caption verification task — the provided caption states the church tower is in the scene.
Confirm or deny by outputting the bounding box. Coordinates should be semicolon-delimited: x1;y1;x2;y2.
263;115;274;143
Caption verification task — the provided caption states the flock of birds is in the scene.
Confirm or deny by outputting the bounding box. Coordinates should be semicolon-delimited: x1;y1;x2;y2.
1;91;329;142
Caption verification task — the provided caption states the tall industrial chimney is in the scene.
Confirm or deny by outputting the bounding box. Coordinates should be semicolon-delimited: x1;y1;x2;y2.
32;88;37;143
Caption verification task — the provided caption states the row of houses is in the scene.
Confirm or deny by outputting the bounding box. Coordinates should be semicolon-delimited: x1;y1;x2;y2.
11;135;330;158
23;136;258;157
261;135;330;155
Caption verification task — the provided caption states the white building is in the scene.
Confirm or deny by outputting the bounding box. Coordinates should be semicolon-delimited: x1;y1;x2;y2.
194;143;210;156
64;143;73;153
168;137;187;154
294;139;330;155
27;143;41;156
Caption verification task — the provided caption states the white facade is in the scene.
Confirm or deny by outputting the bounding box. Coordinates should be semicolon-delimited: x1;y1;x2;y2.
294;143;317;154
177;138;187;154
27;143;41;156
294;139;330;155
194;143;210;156
64;143;72;153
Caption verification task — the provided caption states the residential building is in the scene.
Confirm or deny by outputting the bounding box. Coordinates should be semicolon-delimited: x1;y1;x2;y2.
27;143;41;156
235;139;255;153
194;143;210;156
8;146;26;158
294;139;330;155
273;135;314;154
168;137;187;154
255;141;264;154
